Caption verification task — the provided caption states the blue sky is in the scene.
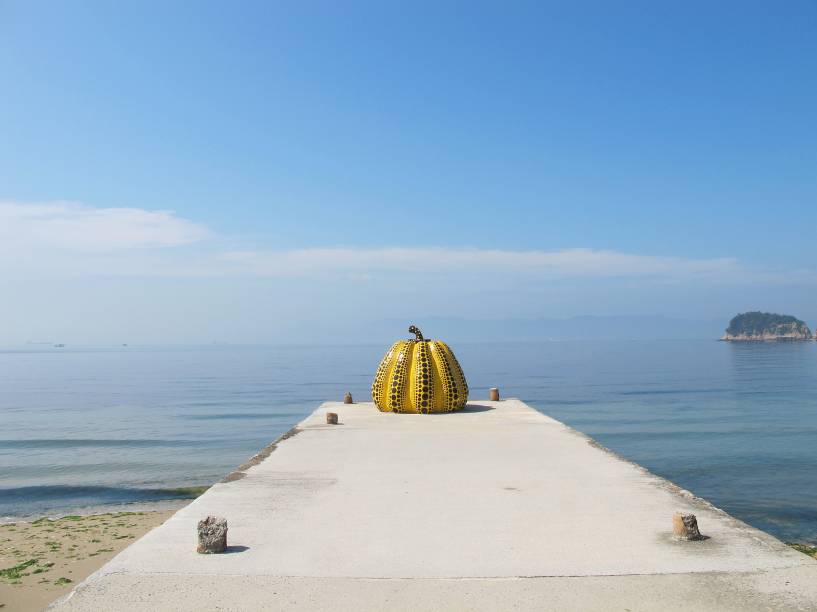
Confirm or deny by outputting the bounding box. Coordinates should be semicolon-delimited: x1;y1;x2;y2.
1;1;816;343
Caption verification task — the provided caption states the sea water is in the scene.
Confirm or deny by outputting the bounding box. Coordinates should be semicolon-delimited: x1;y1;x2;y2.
1;341;816;544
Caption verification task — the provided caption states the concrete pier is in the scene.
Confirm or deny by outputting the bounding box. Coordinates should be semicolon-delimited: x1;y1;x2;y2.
51;400;817;611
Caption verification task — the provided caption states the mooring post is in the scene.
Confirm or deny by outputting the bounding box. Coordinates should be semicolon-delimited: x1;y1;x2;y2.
197;516;228;554
673;512;703;540
344;392;353;404
489;387;500;401
326;412;339;424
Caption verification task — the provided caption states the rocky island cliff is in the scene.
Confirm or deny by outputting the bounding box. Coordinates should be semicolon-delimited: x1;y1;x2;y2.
721;311;813;341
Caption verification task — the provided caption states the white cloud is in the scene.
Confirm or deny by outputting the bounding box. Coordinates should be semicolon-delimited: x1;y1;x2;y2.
214;247;743;281
0;201;208;251
1;200;814;288
3;199;817;344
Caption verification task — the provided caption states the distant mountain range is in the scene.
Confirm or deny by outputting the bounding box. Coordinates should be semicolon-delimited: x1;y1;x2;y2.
274;314;817;344
407;316;726;342
291;315;726;344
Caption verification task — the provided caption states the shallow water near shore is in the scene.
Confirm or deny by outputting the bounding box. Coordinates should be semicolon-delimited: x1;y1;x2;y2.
1;341;816;544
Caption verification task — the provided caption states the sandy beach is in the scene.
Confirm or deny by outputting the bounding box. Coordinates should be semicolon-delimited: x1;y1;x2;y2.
0;510;178;611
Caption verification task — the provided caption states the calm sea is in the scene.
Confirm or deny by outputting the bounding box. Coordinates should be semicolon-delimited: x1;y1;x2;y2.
2;341;816;544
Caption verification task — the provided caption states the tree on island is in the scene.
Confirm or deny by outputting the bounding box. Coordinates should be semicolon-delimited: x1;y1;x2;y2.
723;312;813;341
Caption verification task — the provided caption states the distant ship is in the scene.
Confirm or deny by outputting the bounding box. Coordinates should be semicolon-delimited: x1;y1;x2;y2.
53;343;66;348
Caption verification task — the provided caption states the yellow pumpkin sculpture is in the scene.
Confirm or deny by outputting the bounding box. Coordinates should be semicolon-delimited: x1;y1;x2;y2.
372;325;469;413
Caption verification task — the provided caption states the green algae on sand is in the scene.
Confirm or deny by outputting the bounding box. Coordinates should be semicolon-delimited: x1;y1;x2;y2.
788;543;817;559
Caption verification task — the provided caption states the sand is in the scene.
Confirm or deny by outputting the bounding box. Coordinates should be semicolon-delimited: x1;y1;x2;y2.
0;510;176;611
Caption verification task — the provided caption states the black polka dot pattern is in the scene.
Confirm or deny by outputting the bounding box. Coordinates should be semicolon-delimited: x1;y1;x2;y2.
371;341;400;410
436;340;469;402
388;342;411;413
371;331;468;413
411;340;434;414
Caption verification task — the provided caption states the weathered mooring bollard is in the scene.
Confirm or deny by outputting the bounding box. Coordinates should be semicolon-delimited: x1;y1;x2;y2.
326;412;339;424
197;516;228;553
672;512;703;540
489;387;500;401
344;392;353;404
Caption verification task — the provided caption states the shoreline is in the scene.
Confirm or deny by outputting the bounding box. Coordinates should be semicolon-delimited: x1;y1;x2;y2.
1;496;200;526
0;507;187;611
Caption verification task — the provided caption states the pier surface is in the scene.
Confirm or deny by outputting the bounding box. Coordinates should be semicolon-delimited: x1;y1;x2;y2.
52;400;817;611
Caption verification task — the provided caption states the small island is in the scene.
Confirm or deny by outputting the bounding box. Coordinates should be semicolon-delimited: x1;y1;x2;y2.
721;311;813;341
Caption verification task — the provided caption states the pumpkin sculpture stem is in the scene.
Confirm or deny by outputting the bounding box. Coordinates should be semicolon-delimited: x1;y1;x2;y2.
408;325;424;341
